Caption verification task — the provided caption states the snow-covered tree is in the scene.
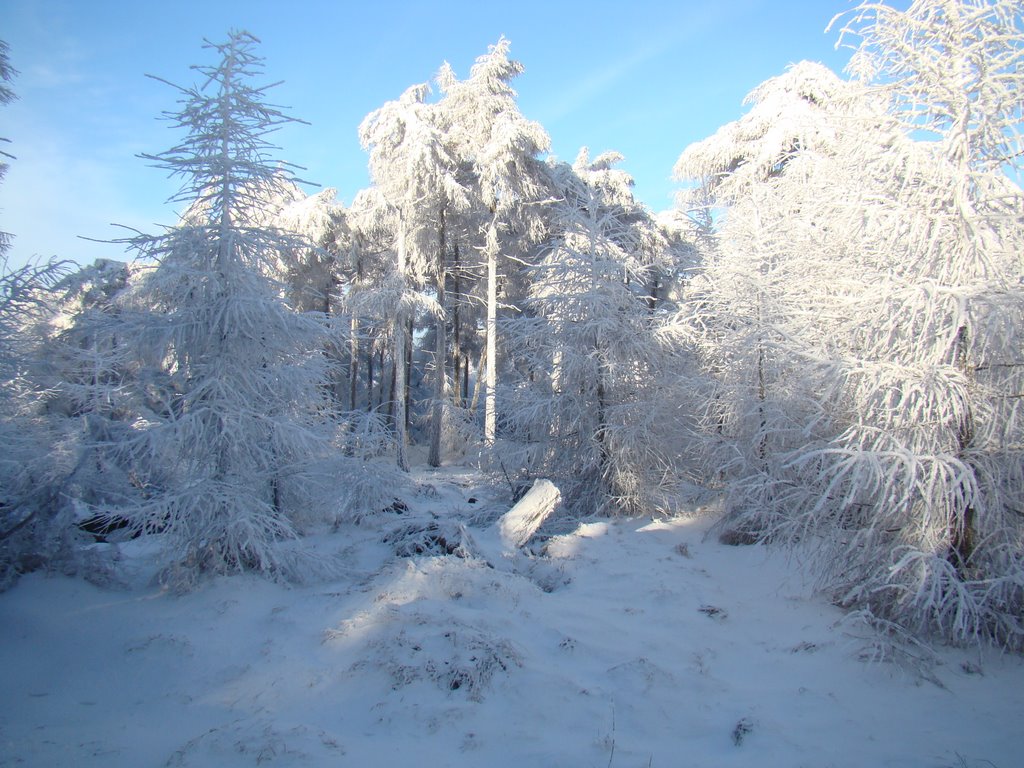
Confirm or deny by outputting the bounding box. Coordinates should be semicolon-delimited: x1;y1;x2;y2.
44;260;139;509
342;187;397;414
0;256;72;586
0;42;80;585
818;0;1024;645
835;0;1024;176
0;40;16;259
676;0;1024;646
358;83;459;471
504;150;695;514
435;38;551;450
674;61;871;533
271;185;348;314
92;31;336;582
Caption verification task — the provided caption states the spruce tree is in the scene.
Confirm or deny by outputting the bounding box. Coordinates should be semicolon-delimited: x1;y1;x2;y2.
95;31;333;581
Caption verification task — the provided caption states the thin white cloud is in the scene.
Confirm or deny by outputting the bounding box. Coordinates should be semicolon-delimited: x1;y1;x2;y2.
541;46;659;125
536;2;756;127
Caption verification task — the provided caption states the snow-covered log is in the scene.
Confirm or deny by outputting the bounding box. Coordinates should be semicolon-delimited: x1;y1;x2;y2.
496;478;560;552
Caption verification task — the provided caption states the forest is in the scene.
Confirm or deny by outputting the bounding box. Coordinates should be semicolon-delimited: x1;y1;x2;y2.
0;0;1022;660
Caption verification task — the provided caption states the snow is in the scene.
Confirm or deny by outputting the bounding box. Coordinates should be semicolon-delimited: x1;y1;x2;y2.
1;466;1021;768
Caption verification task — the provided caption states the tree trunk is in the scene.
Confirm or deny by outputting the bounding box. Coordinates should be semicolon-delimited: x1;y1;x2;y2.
497;479;561;552
950;323;977;574
394;214;410;472
453;352;463;408
484;214;498;448
364;344;372;415
470;345;486;414
349;315;360;412
349;248;364;413
754;204;769;467
387;354;396;419
405;315;413;433
429;207;448;468
756;332;767;464
595;354;613;501
379;346;387;413
647;268;660;312
452;243;463;408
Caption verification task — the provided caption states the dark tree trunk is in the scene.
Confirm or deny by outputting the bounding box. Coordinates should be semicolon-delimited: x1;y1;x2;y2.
950;324;977;574
405;316;413;433
429;207;448;467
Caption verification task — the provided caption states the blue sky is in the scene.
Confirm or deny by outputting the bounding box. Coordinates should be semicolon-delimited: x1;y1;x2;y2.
0;0;858;270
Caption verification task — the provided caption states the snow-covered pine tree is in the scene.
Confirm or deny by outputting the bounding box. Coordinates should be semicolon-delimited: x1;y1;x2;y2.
423;75;488;424
813;0;1024;644
372;73;474;469
45;260;140;514
673;62;870;537
676;0;1024;646
0;39;16;260
342;187;396;415
0;256;71;586
0;41;76;585
265;184;358;413
358;83;459;471
183;172;358;409
91;31;336;582
504;150;693;514
435;38;551;451
271;185;348;314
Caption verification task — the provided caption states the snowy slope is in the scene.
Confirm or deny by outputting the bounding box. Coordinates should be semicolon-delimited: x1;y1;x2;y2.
0;467;1021;768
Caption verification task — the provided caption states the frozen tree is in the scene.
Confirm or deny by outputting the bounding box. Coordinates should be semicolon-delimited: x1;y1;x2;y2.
360;75;472;469
342;186;398;415
505;150;695;514
816;0;1024;644
0;40;15;259
676;0;1024;646
673;62;873;533
421;90;478;469
0;42;14;112
264;184;357;410
672;64;866;518
0;41;79;584
44;260;139;511
0;257;72;586
91;31;336;582
182;173;358;407
359;82;460;471
435;38;551;450
834;0;1024;175
331;185;428;473
271;185;348;314
183;174;350;313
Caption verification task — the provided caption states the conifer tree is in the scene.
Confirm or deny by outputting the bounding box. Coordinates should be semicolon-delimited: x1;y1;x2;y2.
505;151;693;514
676;0;1024;645
0;40;16;260
94;31;334;581
435;39;550;450
358;83;459;470
0;40;74;585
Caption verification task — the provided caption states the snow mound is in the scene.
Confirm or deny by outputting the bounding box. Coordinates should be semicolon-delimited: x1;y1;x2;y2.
328;558;528;702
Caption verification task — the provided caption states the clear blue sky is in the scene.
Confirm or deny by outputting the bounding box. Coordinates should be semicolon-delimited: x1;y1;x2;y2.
0;0;860;270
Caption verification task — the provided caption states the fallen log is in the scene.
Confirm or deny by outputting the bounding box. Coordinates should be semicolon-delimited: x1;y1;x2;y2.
496;478;561;553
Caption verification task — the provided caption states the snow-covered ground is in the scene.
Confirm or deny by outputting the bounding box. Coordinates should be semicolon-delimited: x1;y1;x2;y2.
1;466;1020;768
